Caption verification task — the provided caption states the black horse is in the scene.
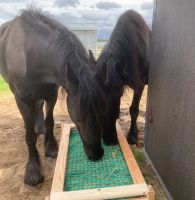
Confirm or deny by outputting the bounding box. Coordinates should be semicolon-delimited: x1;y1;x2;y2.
0;10;104;186
90;10;150;145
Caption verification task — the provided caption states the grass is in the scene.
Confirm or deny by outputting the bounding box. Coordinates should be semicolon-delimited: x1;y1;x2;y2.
0;75;12;97
133;148;145;166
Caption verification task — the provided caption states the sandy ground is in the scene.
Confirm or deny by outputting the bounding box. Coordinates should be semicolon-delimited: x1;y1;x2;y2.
0;87;167;200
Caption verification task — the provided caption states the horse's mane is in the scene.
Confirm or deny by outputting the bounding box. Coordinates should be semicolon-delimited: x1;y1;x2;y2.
20;9;104;122
20;9;88;61
109;10;150;62
96;10;150;90
79;71;104;121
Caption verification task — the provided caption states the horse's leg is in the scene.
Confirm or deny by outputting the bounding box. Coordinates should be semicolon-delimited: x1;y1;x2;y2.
102;95;120;145
44;91;58;158
127;87;144;145
14;95;43;186
34;100;46;136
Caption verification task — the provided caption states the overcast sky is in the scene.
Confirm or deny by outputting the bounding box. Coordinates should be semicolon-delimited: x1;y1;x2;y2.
0;0;154;39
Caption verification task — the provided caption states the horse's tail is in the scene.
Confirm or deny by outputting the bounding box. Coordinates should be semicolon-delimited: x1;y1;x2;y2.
34;100;46;135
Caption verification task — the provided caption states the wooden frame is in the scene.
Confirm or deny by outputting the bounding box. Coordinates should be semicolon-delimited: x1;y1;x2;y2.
46;120;155;200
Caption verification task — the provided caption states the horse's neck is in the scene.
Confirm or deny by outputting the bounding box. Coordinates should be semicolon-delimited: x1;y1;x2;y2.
67;48;86;65
65;50;91;85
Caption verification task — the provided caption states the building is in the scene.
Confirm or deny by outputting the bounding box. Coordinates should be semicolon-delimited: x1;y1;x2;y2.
67;24;97;57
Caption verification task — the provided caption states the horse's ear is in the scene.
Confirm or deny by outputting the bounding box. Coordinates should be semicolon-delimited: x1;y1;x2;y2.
88;50;96;67
66;63;79;94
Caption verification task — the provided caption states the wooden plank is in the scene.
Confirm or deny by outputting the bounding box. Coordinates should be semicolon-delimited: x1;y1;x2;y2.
69;124;76;129
116;120;145;184
147;185;155;200
55;121;75;129
46;194;149;200
51;124;71;192
50;184;149;200
46;193;149;200
123;195;150;200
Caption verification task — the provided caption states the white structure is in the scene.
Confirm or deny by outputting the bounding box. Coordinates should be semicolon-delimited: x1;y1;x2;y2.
67;24;97;57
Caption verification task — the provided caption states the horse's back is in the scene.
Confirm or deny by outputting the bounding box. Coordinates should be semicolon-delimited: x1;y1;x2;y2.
98;10;150;89
116;10;150;55
0;12;61;101
117;10;150;80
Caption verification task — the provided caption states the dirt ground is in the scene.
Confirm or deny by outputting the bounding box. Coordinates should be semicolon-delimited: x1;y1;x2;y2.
0;87;167;200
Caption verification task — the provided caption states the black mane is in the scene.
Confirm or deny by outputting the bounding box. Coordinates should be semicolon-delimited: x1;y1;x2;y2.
21;9;88;64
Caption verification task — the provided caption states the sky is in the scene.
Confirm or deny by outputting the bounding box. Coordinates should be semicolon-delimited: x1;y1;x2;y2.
0;0;154;39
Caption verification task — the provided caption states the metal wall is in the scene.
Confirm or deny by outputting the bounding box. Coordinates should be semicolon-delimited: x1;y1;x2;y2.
145;0;195;199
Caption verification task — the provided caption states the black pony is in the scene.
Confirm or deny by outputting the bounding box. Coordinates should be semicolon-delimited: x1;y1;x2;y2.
0;10;104;186
90;10;150;145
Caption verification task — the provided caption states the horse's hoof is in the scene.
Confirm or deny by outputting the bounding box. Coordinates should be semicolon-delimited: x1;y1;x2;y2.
45;149;58;159
45;144;58;159
45;144;58;158
46;157;53;162
127;135;138;145
87;148;104;161
24;161;44;187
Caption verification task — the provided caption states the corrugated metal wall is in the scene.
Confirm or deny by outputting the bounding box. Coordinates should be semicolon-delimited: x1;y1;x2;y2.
145;0;195;199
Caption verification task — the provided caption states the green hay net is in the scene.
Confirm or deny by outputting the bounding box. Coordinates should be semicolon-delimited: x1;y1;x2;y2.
64;130;133;191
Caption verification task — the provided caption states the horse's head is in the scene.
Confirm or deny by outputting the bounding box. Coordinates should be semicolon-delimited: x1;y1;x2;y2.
89;49;124;103
66;63;104;161
89;50;123;145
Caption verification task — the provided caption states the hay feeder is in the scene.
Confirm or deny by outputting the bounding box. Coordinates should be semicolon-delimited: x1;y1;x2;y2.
46;121;155;200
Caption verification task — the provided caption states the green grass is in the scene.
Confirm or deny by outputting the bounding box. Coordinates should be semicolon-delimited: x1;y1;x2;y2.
0;75;12;97
133;149;145;166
